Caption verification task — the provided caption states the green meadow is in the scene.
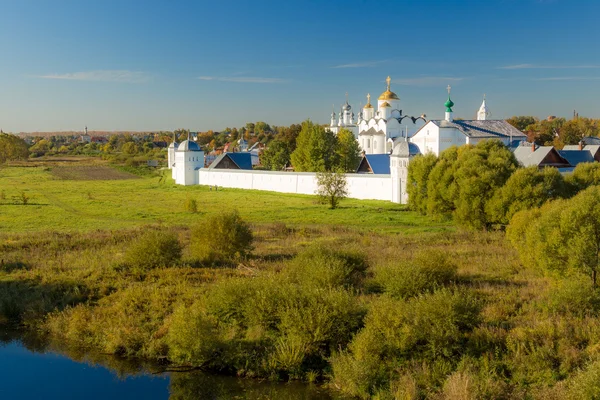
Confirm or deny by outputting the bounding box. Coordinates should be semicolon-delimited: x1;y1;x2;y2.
0;161;449;234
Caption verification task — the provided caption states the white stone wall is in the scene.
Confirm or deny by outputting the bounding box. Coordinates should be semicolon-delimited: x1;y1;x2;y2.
198;169;394;202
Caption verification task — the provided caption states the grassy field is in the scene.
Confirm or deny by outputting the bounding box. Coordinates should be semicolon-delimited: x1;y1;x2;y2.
3;159;600;399
0;159;450;234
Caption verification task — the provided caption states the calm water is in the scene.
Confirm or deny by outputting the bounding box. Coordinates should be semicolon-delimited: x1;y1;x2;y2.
0;331;334;400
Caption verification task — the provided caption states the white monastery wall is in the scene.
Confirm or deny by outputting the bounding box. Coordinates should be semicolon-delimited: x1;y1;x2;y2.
198;169;393;202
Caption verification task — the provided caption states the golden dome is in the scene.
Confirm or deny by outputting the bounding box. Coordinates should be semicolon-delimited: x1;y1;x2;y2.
380;101;391;107
363;93;373;108
378;76;399;100
378;90;400;101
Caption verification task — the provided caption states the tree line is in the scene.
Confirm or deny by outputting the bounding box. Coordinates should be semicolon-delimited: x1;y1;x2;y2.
408;140;600;286
263;120;361;172
506;115;600;147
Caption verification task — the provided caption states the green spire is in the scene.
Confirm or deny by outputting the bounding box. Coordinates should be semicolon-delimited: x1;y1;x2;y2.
444;85;454;112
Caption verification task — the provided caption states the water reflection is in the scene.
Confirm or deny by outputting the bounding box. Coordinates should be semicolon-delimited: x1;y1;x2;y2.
0;327;334;399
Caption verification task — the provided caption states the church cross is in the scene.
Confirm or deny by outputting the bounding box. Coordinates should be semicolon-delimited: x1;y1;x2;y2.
367;93;371;104
386;76;391;90
447;85;451;95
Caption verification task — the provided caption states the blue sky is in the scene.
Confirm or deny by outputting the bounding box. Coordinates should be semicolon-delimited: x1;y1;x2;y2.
1;0;599;132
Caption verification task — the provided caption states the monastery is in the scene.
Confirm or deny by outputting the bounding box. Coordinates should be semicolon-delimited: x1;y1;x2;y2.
169;77;527;204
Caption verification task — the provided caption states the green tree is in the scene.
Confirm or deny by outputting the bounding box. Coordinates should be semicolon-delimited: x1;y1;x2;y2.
506;116;539;132
407;153;438;215
290;120;339;172
0;133;29;163
254;121;271;135
261;139;290;170
29;139;52;157
527;118;566;145
486;166;567;226
566;162;600;192
453;140;519;229
335;128;362;172
121;142;138;155
507;186;600;287
426;146;461;219
316;171;348;209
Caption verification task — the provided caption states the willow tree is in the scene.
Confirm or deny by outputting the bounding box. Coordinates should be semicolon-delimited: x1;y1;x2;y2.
407;153;438;215
507;186;600;287
486;166;568;226
453;140;519;229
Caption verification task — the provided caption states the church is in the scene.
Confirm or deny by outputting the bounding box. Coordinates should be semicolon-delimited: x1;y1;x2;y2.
327;77;526;156
329;77;427;154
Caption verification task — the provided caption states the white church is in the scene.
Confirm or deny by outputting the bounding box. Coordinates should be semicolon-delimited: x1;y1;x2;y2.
168;77;526;204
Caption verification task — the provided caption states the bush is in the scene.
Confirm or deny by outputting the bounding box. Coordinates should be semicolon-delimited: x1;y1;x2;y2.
190;210;253;264
567;360;600;399
123;230;182;270
331;288;480;398
284;245;368;289
184;197;198;213
373;250;457;299
167;302;221;366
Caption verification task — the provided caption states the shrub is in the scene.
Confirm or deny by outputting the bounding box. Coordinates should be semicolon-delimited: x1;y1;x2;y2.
567;360;600;399
184;197;198;213
543;275;600;316
284;245;368;289
123;230;182;270
373;250;457;299
167;302;221;366
190;210;253;264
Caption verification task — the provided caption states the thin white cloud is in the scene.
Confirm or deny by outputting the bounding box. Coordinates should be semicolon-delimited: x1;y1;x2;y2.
330;61;385;69
499;64;600;70
37;70;151;83
197;76;288;83
393;76;464;86
535;76;600;81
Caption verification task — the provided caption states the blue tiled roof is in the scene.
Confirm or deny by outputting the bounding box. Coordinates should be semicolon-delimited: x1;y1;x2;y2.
365;154;390;174
557;150;595;166
226;152;253;170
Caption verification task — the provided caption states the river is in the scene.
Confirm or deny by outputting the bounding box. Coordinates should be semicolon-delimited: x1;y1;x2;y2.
0;330;335;399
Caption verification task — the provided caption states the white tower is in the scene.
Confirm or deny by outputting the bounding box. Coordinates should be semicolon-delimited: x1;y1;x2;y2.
168;132;178;177
477;95;490;121
390;140;420;204
330;105;336;127
363;94;374;120
174;133;204;186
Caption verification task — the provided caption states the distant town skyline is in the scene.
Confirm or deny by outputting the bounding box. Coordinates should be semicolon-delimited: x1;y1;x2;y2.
1;0;599;132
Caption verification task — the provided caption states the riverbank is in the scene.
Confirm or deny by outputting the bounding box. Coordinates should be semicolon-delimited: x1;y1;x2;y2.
2;161;600;398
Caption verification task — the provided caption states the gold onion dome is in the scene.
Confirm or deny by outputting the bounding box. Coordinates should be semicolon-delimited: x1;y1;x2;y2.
364;93;374;108
380;101;391;107
378;76;399;100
